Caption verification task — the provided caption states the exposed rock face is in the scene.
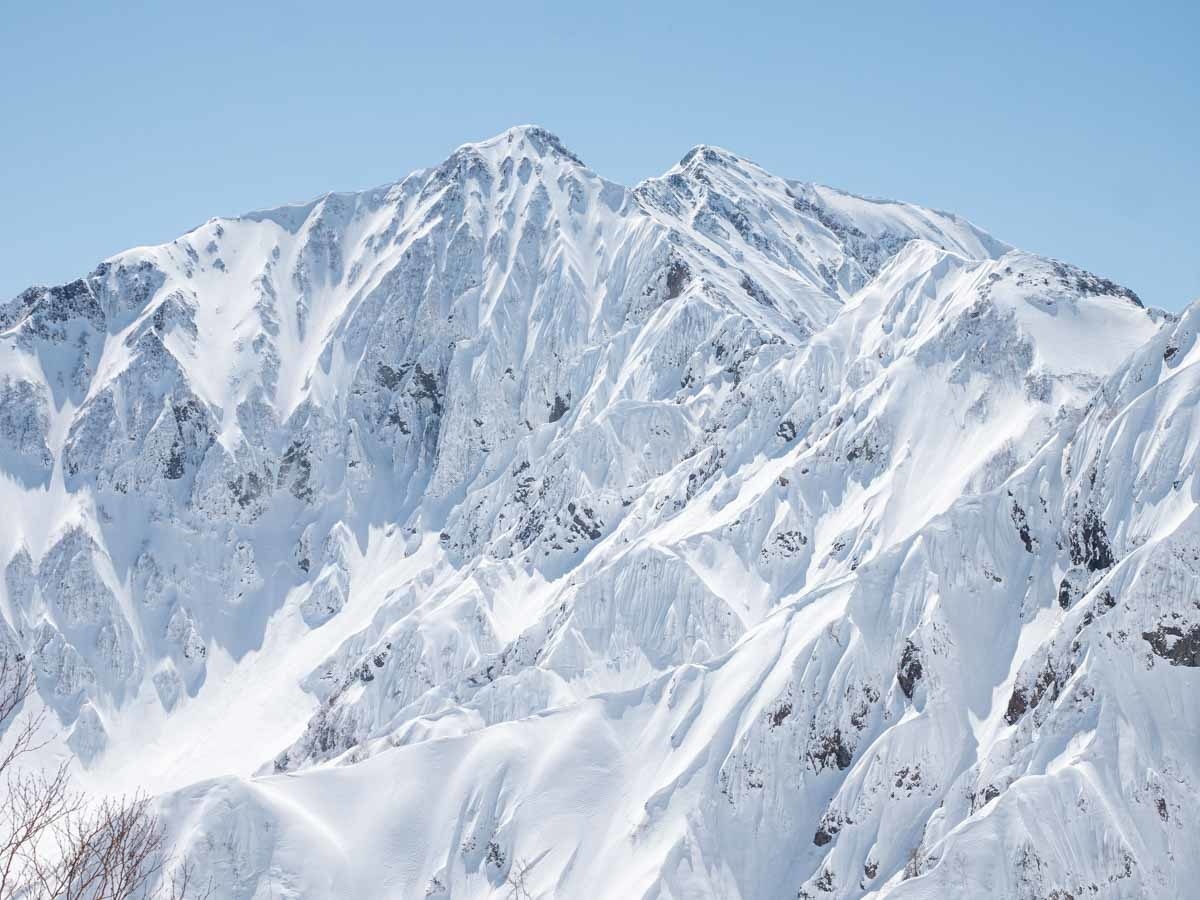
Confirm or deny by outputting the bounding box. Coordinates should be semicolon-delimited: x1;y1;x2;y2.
1143;623;1200;667
1;126;1194;899
897;640;923;700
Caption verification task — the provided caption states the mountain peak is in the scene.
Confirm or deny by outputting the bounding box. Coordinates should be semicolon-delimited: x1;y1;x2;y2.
455;124;585;168
2;124;1186;900
677;143;759;172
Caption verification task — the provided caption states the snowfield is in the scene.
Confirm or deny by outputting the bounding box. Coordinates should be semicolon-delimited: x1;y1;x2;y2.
1;125;1196;898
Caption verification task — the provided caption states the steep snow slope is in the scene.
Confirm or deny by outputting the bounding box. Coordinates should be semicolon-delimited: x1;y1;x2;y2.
0;126;1188;899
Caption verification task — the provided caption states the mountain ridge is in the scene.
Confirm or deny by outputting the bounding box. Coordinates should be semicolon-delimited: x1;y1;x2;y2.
0;125;1193;899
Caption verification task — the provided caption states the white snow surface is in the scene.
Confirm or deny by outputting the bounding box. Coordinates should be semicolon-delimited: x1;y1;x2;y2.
1;125;1196;898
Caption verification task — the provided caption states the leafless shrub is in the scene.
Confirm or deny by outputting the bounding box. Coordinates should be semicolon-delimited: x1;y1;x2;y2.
505;856;539;900
0;650;206;899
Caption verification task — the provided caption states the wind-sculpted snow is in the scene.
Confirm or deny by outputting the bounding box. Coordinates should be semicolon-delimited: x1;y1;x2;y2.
0;125;1191;898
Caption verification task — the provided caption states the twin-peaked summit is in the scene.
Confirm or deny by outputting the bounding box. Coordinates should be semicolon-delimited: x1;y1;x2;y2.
0;125;1177;899
2;124;1023;442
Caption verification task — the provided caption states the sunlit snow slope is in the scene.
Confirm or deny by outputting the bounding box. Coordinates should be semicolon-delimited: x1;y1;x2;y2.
1;126;1194;899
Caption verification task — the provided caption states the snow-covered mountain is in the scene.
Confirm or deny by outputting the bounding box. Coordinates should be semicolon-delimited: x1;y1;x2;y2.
1;125;1194;898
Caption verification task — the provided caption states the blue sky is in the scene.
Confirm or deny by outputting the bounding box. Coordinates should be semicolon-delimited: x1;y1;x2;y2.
2;1;1196;307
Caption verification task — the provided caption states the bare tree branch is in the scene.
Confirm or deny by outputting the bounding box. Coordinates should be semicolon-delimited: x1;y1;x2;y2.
505;856;539;900
0;649;205;899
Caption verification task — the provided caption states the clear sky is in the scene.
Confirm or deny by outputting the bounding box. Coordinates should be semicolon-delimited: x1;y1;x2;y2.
2;1;1196;308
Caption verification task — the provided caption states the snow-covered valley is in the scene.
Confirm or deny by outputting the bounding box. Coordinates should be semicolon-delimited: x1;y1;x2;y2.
1;125;1196;898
